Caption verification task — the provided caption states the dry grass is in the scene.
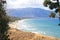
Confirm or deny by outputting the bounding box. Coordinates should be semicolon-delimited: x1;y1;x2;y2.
7;28;60;40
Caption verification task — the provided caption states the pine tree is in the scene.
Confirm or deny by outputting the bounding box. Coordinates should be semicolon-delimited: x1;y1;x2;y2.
0;0;10;40
43;0;60;26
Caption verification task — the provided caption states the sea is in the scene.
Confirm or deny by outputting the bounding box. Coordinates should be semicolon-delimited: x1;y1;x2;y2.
16;18;60;38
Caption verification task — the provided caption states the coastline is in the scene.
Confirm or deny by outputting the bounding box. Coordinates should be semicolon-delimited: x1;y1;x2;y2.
8;28;60;40
8;20;60;40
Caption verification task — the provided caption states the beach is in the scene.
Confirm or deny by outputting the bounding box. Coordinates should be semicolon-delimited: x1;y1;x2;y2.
8;19;60;40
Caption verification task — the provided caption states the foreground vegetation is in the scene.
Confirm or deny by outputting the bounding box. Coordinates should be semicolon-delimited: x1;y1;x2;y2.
0;0;10;40
43;0;60;25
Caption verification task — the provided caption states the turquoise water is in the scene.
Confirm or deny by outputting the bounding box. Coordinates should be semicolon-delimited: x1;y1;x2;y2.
17;18;60;38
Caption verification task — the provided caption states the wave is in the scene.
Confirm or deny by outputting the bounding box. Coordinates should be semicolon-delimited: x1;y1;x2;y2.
15;20;46;35
9;18;60;38
16;19;37;31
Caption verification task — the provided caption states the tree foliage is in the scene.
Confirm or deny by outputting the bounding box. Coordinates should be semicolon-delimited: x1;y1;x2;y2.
0;0;10;40
49;12;56;18
43;0;60;25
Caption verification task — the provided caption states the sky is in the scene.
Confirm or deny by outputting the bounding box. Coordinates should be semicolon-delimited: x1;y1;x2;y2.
6;0;59;17
6;0;60;10
6;0;51;10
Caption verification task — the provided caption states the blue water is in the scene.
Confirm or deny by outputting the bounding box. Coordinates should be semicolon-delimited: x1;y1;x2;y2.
17;18;60;38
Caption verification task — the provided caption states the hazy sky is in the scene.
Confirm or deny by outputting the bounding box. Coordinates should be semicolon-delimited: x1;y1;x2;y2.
6;0;51;10
7;0;57;17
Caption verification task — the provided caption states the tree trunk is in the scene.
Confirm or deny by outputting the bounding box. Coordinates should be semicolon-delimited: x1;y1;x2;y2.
58;13;60;26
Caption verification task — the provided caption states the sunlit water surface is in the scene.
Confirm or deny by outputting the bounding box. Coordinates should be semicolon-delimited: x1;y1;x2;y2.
16;18;60;38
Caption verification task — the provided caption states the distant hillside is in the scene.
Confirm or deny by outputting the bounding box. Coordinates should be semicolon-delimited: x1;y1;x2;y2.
7;8;50;18
8;16;21;22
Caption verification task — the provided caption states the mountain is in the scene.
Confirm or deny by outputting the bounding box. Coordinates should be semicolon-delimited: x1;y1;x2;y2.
7;8;50;18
